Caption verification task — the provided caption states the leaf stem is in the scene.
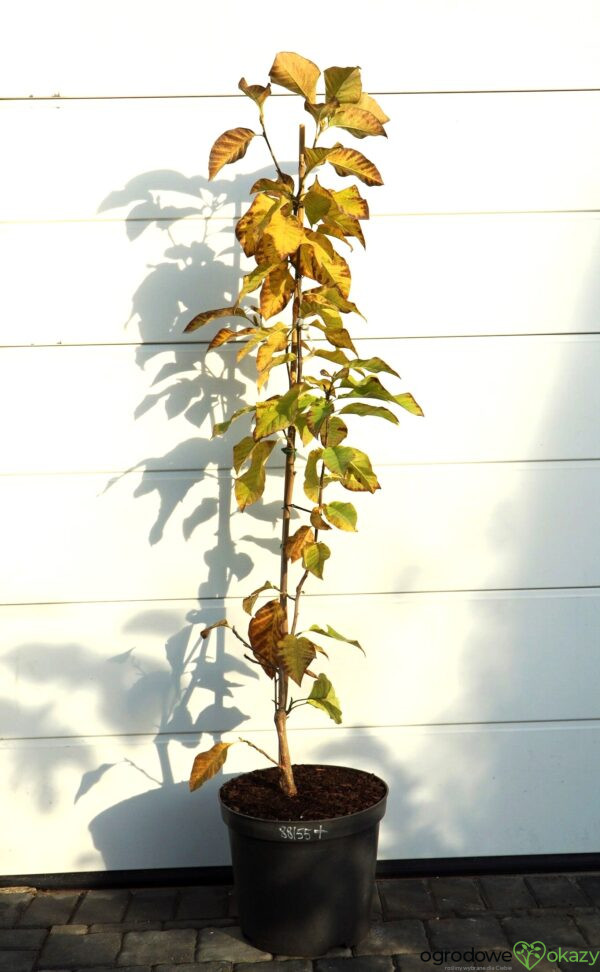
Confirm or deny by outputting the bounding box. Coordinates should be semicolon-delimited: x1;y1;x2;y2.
260;116;285;181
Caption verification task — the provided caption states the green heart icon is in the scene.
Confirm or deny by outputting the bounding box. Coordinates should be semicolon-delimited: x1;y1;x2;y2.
513;941;547;970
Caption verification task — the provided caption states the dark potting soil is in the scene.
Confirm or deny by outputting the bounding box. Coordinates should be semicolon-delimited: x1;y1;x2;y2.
220;764;386;821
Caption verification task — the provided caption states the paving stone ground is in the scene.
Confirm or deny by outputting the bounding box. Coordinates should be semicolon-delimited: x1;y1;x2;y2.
0;871;599;971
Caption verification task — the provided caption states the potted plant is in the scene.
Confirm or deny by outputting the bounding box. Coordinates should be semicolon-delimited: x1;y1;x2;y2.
185;51;423;955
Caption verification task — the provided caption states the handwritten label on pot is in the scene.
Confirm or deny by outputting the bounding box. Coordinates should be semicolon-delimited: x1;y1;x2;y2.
278;825;328;840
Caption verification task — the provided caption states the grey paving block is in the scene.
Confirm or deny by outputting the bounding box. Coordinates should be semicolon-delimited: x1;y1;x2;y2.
379;879;435;918
165;968;200;972
39;929;121;968
393;957;434;972
124;888;178;922
479;875;537;911
316;958;393;972
502;914;586;947
237;962;310;972
73;967;151;972
73;889;130;924
20;891;81;927
429;877;485;914
574;912;600;944
119;928;196;965
0;926;47;948
0;891;34;928
575;874;600;906
353;920;428;956
0;952;37;972
427;915;509;949
157;965;232;972
197;926;272;962
165;918;238;929
371;888;383;921
89;921;162;932
177;886;230;920
275;947;350;961
526;875;590;908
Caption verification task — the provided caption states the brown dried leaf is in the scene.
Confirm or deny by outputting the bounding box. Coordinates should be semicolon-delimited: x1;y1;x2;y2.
284;525;315;562
189;742;233;791
248;599;287;677
209;127;255;180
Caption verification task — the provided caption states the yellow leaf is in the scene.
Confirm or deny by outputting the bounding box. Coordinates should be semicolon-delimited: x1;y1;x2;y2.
189;742;233;791
285;525;315;562
310;507;331;531
235;439;276;511
256;328;288;373
327;146;383;187
320;415;348;447
269;51;320;101
324;500;357;531
232;436;256;473
242;581;278;615
238;77;271;108
248;599;287;677
304;448;323;502
324;65;362;104
209;127;255;180
329;106;387;139
251;174;295;196
264;209;305;259
325;326;356;352
260;264;295;319
357;92;390;124
236;193;280;258
332;185;370;220
257;353;295;390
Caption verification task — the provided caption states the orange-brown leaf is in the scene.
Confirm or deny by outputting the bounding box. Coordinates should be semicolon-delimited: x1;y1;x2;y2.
184;306;248;334
248;599;287;677
238;77;271;107
327;146;383;187
189;742;233;791
236;193;280;257
209;127;255;180
208;326;256;350
284;525;315;562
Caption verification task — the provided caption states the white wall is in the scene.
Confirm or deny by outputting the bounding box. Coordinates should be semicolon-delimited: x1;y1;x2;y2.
2;0;600;875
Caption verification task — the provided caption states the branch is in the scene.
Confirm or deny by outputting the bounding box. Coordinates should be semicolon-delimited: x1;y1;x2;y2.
260;117;285;181
238;737;279;767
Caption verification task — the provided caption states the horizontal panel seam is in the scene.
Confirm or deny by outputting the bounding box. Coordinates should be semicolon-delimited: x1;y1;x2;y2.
3;88;600;103
2;584;600;609
4;716;600;746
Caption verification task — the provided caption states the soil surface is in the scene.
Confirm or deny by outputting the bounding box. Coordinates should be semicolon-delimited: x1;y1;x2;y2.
220;764;386;821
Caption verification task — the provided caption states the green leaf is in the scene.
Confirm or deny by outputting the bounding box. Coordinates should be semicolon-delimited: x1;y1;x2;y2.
320;415;347;447
235;439;276;511
324;501;357;531
277;635;317;686
307;673;342;724
254;383;304;440
302;541;331;579
338;402;399;425
324;65;362;104
189;741;233;791
184;306;249;334
307;623;364;653
350;356;400;378
208;128;255;180
232;436;256;473
304;448;323;502
306;399;334;437
212;404;255;438
242;581;278;615
339;374;411;407
321;445;380;493
269;51;320;101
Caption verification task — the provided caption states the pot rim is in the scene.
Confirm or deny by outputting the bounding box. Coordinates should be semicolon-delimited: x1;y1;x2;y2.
218;763;388;841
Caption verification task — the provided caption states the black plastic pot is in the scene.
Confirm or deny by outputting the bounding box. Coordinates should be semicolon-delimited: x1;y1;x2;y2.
219;766;387;955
